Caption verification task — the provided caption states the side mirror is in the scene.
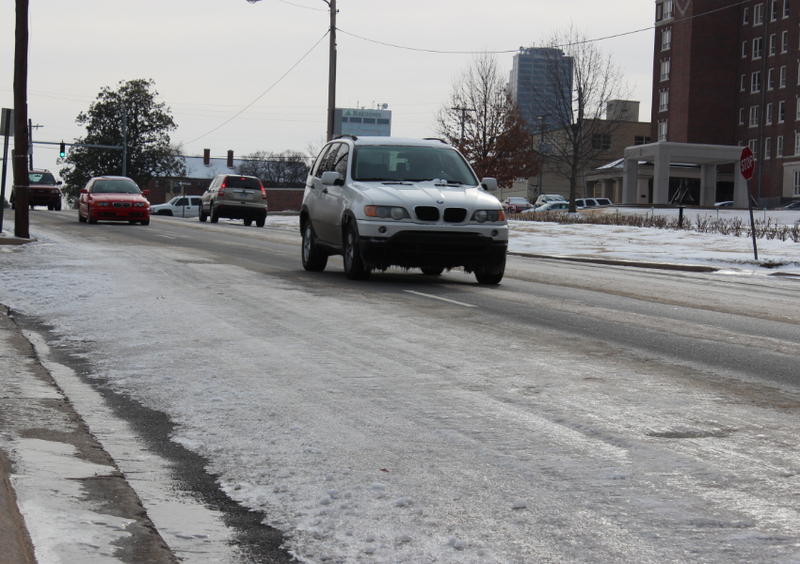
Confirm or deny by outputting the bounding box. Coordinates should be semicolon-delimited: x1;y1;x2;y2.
481;177;498;191
80;188;88;194
320;170;343;186
142;190;150;195
56;180;63;186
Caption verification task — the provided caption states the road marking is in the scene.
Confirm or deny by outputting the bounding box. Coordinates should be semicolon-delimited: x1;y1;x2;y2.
404;290;477;308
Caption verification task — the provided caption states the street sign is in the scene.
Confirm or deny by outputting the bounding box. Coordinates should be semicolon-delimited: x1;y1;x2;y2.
740;146;755;180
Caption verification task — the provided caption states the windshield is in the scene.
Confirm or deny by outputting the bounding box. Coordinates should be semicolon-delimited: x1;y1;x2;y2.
353;145;478;185
91;179;141;194
29;172;57;185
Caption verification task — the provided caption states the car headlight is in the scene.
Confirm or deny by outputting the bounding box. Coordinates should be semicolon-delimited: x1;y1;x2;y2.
364;205;410;220
96;202;110;207
134;202;147;208
472;209;505;223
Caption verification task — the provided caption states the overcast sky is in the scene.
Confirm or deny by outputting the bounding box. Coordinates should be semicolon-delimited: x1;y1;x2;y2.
1;0;655;182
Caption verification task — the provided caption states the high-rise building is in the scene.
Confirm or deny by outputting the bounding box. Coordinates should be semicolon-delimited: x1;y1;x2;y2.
652;0;799;205
509;47;573;132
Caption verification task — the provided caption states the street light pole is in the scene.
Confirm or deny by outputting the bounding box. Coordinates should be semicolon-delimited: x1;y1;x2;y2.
247;0;336;142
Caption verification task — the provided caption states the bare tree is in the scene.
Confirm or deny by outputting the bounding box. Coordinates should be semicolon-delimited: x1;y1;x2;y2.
527;26;630;210
436;53;538;190
238;150;310;187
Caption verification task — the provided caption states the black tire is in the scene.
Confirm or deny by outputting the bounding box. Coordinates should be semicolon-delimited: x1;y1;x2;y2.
474;257;505;285
244;219;253;227
210;203;219;223
343;220;370;280
141;219;150;226
55;202;62;211
301;221;328;272
199;203;208;222
421;267;444;276
87;206;97;224
255;215;266;228
78;210;86;223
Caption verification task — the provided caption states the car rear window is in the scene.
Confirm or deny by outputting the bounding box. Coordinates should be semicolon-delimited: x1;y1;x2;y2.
225;176;262;190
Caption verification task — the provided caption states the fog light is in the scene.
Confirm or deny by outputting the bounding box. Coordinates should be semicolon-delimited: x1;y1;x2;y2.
491;229;498;237
379;226;387;233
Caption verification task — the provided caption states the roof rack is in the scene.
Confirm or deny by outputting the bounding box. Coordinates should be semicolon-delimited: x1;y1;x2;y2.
335;134;358;141
422;137;448;144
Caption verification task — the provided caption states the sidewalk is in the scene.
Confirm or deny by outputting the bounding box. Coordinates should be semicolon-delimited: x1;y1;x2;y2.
0;305;177;564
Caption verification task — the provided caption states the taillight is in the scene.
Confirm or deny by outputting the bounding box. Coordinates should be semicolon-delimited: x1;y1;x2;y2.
261;186;267;200
219;178;226;196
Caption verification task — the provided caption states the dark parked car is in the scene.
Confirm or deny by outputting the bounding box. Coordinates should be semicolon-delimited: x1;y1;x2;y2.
11;169;63;210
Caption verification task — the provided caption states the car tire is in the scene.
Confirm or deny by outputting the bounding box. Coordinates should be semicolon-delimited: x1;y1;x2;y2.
78;210;86;223
421;267;444;276
244;219;252;227
301;221;328;272
55;202;62;211
199;204;208;222
87;206;97;224
210;203;219;223
141;219;150;226
256;216;266;228
474;257;505;285
343;220;370;280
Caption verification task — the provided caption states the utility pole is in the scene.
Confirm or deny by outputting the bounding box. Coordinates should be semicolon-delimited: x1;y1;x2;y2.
27;119;42;169
325;0;337;141
13;0;30;239
451;106;474;142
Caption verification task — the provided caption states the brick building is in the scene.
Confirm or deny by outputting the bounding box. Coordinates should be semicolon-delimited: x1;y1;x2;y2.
653;0;799;205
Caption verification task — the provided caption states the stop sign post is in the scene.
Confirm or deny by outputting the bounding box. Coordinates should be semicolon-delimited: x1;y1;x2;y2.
740;146;759;260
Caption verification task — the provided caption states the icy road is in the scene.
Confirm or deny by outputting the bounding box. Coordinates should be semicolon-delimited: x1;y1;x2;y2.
2;211;800;564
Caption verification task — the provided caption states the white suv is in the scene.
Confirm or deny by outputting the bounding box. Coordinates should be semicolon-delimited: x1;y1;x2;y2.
300;136;508;284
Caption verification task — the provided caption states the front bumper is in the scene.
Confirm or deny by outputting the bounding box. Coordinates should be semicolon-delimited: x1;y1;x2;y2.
359;230;508;272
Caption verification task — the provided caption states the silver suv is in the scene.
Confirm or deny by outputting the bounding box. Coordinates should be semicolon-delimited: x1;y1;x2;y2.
300;136;508;284
199;174;268;227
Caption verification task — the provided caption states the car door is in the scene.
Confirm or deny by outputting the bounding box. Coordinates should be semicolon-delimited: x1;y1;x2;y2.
308;143;349;246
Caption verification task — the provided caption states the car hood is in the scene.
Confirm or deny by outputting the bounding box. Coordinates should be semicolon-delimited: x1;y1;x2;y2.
352;181;501;210
90;194;148;203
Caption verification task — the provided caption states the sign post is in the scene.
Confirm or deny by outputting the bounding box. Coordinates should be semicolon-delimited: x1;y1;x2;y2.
740;147;758;261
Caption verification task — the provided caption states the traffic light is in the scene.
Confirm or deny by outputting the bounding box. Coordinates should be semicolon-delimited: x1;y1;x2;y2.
59;141;66;158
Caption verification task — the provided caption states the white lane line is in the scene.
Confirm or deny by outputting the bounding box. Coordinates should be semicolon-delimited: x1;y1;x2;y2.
404;290;477;308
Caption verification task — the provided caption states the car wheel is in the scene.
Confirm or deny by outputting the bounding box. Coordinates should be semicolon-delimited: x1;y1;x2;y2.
421;267;444;276
87;206;97;224
199;203;208;222
474;257;505;285
256;216;266;228
141;219;150;226
244;219;253;227
301;221;328;272
210;203;219;223
343;220;370;280
55;202;62;211
78;210;86;223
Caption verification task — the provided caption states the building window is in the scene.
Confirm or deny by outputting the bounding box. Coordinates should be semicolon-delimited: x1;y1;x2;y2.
767;102;774;124
742;40;748;58
660;59;671;81
784;0;790;18
778;135;785;157
771;0;779;20
659;90;670;112
739;108;746;124
782;30;789;52
634;136;651;145
765;137;772;159
658;120;668;141
662;29;672;50
744;6;750;23
741;74;747;91
663;0;673;18
796;97;800;120
592;133;612;151
780;65;787;87
795;170;800;195
769;68;776;90
795;132;800;155
753;37;763;59
779;100;786;122
770;34;777;55
755;2;764;24
750;105;760;127
752;71;762;92
749;139;759;157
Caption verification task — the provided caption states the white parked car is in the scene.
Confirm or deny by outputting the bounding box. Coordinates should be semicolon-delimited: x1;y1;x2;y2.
534;194;567;206
150;195;202;216
575;197;614;209
300;136;508;284
522;201;570;213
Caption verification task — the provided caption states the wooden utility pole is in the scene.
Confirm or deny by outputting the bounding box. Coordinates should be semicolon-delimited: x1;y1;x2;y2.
13;0;30;238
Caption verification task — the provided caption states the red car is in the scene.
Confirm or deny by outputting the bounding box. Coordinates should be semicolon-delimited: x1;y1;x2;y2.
502;197;534;213
78;176;150;225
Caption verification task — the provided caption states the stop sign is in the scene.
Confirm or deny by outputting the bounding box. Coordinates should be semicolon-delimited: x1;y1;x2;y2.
740;147;755;180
